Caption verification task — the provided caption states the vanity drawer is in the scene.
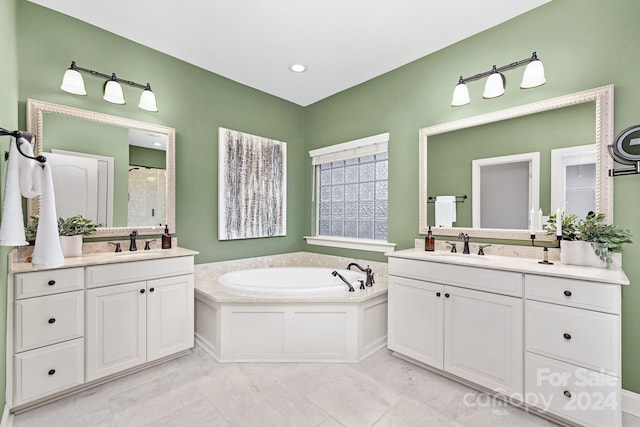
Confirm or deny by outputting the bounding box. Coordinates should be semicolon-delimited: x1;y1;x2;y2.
525;300;619;376
525;352;620;427
388;257;522;297
14;267;84;299
14;291;84;353
524;275;620;314
13;338;84;406
85;256;194;288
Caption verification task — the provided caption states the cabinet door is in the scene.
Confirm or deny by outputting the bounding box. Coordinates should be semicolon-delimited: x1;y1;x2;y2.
388;275;444;369
444;286;523;396
86;282;147;381
147;274;194;362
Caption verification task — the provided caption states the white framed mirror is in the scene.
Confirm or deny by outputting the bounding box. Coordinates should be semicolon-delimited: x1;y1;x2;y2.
26;99;175;238
418;85;613;240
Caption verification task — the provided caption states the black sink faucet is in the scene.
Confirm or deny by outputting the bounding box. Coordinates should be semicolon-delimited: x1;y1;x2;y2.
347;262;375;287
129;230;138;251
332;271;355;292
458;233;470;254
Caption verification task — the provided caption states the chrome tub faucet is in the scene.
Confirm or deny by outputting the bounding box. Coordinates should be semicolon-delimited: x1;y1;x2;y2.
346;262;375;287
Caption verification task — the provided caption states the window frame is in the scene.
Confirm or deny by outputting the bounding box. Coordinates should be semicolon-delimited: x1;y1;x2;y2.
304;133;396;253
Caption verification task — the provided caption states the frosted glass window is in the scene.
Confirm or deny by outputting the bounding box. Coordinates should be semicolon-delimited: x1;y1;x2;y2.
316;152;388;240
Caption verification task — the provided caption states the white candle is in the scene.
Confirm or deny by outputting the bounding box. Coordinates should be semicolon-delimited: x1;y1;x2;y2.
538;209;543;232
555;209;562;237
530;209;535;234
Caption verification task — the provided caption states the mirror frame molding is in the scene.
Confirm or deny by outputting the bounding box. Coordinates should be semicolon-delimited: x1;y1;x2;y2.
418;85;614;240
26;98;176;238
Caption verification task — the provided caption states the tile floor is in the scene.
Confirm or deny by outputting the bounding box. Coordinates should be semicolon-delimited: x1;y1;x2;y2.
12;346;640;427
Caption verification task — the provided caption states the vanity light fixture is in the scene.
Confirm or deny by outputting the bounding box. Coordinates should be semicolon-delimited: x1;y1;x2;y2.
60;61;158;112
451;52;545;107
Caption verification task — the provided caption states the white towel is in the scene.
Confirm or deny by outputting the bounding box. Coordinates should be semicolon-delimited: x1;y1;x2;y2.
31;163;64;268
0;137;64;268
435;196;457;227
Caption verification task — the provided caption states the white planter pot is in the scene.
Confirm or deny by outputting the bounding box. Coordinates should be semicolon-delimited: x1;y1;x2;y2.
59;235;83;257
560;240;607;268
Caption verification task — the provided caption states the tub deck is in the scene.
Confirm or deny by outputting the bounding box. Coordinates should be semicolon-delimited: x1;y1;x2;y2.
194;252;388;363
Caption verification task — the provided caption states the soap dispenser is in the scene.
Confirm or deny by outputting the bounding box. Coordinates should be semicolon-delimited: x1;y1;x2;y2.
162;224;172;249
425;226;435;251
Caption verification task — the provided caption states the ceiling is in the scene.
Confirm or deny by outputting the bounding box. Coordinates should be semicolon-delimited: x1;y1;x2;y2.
28;0;550;106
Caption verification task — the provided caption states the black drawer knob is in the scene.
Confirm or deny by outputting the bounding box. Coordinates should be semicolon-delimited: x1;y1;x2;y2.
563;390;572;398
445;293;450;298
48;318;56;324
48;280;55;286
48;369;56;376
140;289;145;294
563;333;572;340
436;292;441;297
564;290;572;297
149;287;155;293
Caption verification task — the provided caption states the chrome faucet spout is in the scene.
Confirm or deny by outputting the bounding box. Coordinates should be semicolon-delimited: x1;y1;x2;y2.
332;271;355;292
458;233;470;254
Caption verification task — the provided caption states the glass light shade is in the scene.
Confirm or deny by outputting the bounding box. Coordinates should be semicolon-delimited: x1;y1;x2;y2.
520;59;546;88
103;79;125;104
60;68;87;95
451;83;470;106
138;88;158;112
483;72;505;98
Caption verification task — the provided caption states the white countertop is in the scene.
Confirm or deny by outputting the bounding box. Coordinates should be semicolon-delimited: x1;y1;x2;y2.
10;247;199;273
386;248;630;285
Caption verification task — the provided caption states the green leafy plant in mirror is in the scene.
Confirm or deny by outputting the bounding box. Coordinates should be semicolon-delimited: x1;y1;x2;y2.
547;212;632;264
25;214;99;241
546;212;580;241
24;215;39;243
58;215;99;237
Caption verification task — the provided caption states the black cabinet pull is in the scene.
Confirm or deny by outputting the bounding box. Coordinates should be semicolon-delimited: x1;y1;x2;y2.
48;318;56;324
48;369;56;376
563;333;572;340
149;287;155;293
564;290;572;297
445;293;450;298
563;390;572;398
140;289;145;294
436;292;441;297
48;280;55;286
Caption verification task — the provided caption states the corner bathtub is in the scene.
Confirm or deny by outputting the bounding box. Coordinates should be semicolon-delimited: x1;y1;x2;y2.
194;266;388;363
218;267;366;294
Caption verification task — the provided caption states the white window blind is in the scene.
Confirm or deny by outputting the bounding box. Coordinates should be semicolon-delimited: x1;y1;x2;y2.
309;132;389;165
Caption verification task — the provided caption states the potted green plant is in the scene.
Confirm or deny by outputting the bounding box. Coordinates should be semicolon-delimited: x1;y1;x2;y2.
547;212;632;267
25;215;99;257
57;215;99;257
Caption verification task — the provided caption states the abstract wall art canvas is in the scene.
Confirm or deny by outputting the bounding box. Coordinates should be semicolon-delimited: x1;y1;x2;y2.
218;127;287;240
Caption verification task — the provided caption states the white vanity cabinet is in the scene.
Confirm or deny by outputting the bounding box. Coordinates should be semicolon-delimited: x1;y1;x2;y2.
85;258;194;382
386;250;627;427
11;267;85;406
387;257;523;397
524;275;621;427
7;249;197;411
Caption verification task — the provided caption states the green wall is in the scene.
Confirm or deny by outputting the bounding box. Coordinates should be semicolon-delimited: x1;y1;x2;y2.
16;0;306;264
129;146;166;170
304;0;640;392
0;0;18;417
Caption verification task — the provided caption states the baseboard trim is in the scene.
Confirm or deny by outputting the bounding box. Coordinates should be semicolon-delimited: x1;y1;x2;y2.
623;389;640;417
0;404;13;427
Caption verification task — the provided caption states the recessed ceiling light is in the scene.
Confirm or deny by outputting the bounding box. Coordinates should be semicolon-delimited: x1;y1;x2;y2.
289;64;307;73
